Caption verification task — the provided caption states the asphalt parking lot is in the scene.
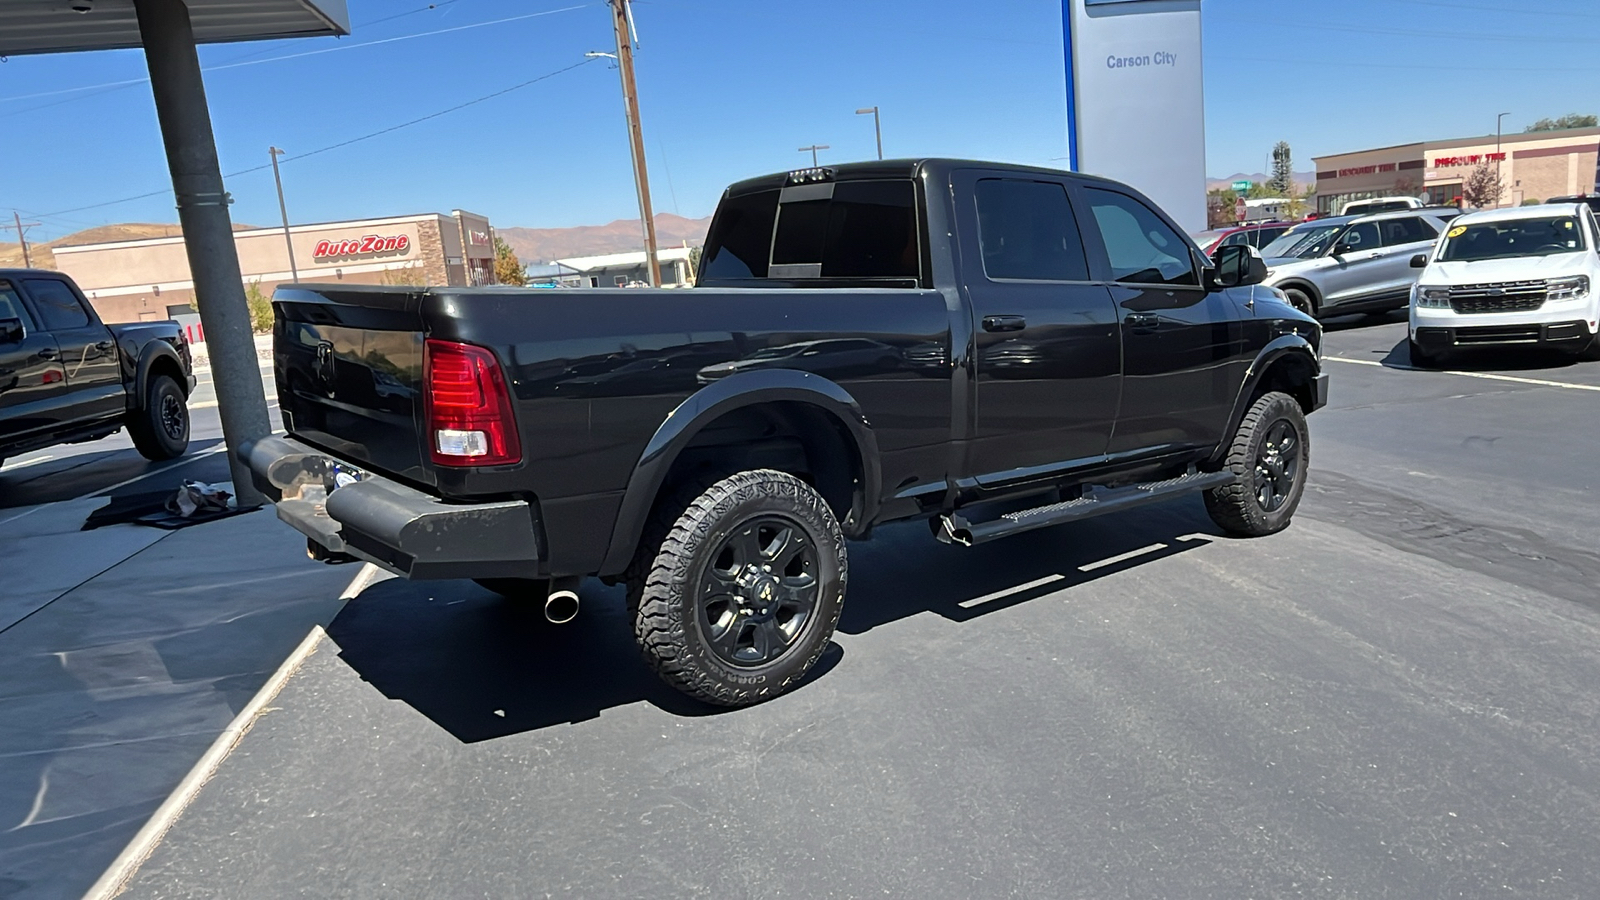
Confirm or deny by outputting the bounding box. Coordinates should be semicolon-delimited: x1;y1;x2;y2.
46;315;1600;897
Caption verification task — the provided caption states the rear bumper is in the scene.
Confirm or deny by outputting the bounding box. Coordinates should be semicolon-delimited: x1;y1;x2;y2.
1412;319;1594;351
240;435;542;580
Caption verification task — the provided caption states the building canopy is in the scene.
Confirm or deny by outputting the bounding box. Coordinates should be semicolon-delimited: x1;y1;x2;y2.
0;0;348;56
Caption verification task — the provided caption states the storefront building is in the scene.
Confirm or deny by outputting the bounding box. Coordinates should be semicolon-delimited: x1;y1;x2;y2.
1314;127;1600;215
52;209;496;324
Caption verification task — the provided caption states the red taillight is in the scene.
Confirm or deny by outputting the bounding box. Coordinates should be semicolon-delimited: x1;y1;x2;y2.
424;339;522;467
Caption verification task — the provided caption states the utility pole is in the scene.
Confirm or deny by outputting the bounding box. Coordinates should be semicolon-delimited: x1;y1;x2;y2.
268;147;299;283
1496;112;1510;208
855;107;882;160
607;0;661;288
6;213;40;268
799;144;830;167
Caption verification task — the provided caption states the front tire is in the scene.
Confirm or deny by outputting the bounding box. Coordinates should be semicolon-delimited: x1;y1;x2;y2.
1283;287;1317;317
633;470;846;707
129;373;190;461
1204;392;1309;538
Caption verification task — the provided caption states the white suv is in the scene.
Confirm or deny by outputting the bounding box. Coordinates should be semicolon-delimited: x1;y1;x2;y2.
1408;203;1600;367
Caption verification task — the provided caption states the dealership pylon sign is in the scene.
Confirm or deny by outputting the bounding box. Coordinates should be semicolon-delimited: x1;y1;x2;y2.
1064;0;1206;233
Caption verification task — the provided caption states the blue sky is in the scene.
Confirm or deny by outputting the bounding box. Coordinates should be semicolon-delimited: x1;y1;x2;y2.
2;0;1598;242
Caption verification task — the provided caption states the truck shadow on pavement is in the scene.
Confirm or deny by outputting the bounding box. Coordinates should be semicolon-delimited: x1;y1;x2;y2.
0;438;227;510
325;498;1222;744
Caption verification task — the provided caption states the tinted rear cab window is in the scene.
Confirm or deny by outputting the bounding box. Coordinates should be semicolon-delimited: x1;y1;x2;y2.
22;278;91;330
700;180;920;284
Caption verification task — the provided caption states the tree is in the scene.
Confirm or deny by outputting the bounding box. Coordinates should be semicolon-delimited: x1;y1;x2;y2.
493;236;525;286
1525;113;1598;133
1268;141;1294;196
1207;188;1240;228
244;280;274;334
1461;160;1505;209
1393;175;1420;198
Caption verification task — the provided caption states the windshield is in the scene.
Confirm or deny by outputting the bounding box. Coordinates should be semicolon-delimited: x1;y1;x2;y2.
1438;216;1587;262
1262;224;1343;259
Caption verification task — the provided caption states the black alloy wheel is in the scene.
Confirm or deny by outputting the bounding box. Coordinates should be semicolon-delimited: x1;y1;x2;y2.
697;516;820;668
633;469;846;707
129;373;190;461
1252;419;1301;514
1204;391;1309;537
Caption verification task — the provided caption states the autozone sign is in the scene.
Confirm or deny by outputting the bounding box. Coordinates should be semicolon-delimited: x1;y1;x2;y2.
312;234;410;259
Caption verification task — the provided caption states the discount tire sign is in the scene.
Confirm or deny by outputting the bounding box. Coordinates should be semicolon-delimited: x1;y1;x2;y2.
313;234;411;260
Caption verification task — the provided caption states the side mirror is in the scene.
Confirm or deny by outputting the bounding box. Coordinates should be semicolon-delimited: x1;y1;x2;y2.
1211;244;1269;288
0;317;24;344
1410;253;1428;268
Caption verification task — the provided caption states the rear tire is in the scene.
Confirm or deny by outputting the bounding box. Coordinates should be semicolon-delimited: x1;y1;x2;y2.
128;373;189;461
1204;392;1309;538
633;470;846;707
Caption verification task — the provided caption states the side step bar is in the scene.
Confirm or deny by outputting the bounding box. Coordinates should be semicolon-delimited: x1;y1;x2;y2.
937;470;1235;546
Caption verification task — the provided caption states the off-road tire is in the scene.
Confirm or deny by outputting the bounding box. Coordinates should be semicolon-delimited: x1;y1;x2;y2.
1204;391;1309;538
128;373;189;461
1283;287;1317;318
633;469;846;707
473;578;550;603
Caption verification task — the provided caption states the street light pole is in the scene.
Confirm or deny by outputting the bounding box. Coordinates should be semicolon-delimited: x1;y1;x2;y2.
855;107;882;160
605;0;661;288
799;144;830;167
268;146;299;283
1496;112;1510;208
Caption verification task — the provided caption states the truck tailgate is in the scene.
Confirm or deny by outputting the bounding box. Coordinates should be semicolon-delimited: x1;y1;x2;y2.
272;285;431;487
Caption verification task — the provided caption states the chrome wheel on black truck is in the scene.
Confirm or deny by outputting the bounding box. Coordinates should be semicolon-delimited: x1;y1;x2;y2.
633;469;846;707
1203;391;1309;537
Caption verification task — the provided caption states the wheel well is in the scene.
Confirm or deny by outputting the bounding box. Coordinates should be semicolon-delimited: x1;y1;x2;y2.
146;354;188;399
1253;352;1318;413
1278;280;1321;312
654;401;864;532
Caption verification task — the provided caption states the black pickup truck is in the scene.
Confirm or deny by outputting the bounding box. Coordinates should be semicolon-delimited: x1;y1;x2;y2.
244;159;1328;706
1;270;194;468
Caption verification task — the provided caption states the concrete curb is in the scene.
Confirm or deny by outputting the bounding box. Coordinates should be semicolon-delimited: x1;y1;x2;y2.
83;562;381;900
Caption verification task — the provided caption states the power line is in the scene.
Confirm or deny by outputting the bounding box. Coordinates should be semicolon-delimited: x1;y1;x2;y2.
0;3;594;106
34;57;601;220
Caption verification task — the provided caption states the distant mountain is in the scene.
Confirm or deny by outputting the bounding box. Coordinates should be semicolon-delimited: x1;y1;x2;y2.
1;222;260;270
497;213;711;264
1207;171;1318;194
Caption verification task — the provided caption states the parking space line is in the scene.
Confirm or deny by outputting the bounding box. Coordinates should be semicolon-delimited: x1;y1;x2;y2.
1078;542;1169;573
1325;356;1600;393
83;563;381;900
958;574;1066;609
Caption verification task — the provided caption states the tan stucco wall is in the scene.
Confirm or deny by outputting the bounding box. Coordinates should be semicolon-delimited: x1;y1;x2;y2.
51;212;488;324
1317;128;1600;209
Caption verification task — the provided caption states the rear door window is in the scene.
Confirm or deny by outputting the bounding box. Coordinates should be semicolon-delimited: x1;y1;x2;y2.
1379;217;1438;247
974;179;1091;281
1340;222;1382;251
22;278;91;330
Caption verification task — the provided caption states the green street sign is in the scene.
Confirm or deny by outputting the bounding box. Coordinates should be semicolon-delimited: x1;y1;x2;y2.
1232;180;1252;192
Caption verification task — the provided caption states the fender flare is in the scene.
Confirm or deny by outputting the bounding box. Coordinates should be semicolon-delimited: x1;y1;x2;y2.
1210;335;1320;465
596;369;882;576
131;343;187;410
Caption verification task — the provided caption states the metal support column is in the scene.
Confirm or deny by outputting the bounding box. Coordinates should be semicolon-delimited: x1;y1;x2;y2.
134;0;269;506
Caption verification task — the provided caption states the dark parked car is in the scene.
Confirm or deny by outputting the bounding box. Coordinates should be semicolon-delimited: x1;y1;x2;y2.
1;270;194;468
244;159;1328;707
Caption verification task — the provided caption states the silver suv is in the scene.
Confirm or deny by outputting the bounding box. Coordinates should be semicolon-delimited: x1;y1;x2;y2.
1260;210;1457;317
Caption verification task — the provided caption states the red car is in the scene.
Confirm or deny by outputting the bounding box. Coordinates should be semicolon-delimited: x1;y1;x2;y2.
1193;221;1295;256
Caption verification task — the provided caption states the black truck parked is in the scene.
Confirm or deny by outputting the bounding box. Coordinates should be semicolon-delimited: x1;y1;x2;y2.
245;160;1328;706
1;270;194;469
